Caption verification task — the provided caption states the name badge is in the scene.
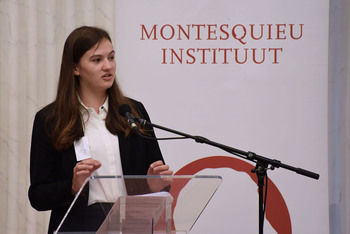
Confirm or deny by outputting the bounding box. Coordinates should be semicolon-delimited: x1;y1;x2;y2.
74;136;92;161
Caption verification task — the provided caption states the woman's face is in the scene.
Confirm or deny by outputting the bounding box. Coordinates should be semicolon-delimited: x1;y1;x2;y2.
74;38;116;95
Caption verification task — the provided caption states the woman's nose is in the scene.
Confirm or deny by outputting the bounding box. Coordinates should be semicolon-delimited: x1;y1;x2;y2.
103;58;113;70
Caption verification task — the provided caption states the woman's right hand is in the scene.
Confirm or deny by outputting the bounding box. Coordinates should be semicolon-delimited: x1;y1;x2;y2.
72;159;101;195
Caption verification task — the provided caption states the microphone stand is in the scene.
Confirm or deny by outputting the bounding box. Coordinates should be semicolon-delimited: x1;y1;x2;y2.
137;118;320;234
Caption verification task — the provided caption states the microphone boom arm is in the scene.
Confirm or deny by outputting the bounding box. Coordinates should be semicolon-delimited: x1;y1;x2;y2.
137;118;320;180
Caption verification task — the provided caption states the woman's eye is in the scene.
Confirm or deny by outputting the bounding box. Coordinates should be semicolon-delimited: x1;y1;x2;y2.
109;56;115;61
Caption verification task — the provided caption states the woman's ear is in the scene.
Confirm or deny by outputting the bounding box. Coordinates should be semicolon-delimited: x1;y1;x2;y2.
73;65;80;76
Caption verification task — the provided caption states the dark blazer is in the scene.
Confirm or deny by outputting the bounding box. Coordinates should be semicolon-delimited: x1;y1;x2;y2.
28;100;165;233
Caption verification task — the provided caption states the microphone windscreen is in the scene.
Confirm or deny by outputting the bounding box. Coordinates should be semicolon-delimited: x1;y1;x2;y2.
118;104;131;117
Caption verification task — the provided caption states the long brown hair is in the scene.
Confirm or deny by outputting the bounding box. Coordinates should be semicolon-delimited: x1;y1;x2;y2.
46;26;137;151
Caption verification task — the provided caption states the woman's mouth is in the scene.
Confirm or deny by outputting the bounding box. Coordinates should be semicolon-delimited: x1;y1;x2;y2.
102;73;113;80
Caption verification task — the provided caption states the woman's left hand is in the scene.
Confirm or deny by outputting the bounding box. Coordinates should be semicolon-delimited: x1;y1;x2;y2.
147;160;173;192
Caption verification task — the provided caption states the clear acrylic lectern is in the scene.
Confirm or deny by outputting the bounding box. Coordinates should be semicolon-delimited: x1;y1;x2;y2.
54;175;222;234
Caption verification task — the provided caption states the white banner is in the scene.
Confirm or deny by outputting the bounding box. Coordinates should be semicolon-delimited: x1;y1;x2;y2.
115;0;329;233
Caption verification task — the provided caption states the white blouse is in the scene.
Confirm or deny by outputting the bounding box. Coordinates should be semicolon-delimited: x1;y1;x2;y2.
78;96;126;205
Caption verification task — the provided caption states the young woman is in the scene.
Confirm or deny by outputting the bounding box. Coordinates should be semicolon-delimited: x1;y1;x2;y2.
28;26;172;233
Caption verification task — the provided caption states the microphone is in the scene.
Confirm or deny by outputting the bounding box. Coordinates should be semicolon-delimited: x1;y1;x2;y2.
118;104;139;132
119;104;188;141
135;117;147;126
